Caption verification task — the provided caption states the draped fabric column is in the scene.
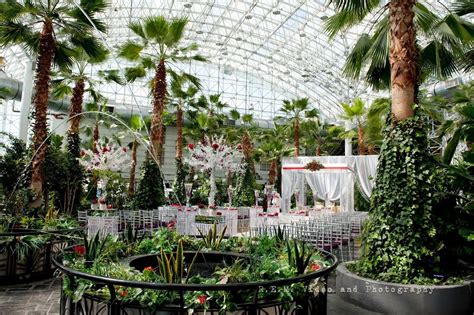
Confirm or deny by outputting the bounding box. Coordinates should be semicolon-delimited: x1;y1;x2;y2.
281;170;301;213
351;155;378;198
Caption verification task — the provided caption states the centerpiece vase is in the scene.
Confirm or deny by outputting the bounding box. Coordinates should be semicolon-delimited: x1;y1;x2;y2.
208;168;217;208
97;178;108;210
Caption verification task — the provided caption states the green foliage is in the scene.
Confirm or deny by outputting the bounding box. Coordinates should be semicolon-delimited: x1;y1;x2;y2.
132;155;165;210
0;133;29;213
65;133;84;214
197;223;227;250
171;158;186;204
233;157;256;206
286;240;315;275
355;114;447;284
156;239;197;284
83;233;110;264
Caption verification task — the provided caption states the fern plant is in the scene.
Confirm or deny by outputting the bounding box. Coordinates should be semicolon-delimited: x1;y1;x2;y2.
286;240;315;274
197;223;227;250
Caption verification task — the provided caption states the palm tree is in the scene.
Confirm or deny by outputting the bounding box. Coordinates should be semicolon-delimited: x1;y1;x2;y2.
279;98;319;156
339;97;367;155
438;83;474;164
126;114;146;197
326;0;473;120
256;123;293;186
0;0;108;207
119;16;205;163
300;120;345;156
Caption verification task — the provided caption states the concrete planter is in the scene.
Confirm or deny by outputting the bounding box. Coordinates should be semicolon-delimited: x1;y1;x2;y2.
336;262;473;315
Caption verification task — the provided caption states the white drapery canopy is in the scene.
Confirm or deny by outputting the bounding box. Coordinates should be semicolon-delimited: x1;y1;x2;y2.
281;156;378;213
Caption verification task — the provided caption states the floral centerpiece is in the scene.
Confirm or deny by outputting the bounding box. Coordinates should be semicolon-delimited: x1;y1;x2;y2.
304;160;324;172
185;136;244;207
79;142;129;209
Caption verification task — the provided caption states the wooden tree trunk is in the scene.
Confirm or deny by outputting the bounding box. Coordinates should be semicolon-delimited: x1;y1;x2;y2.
128;138;138;197
316;145;321;156
92;121;99;153
389;0;417;121
357;127;366;155
268;160;277;185
150;59;167;162
176;104;183;160
294;119;300;156
30;20;55;208
68;79;85;137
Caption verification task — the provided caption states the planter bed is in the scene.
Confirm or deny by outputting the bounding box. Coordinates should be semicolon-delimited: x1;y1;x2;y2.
336;262;473;315
0;228;82;284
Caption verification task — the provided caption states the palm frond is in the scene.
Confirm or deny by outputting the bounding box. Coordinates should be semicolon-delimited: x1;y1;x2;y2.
165;17;188;47
128;20;147;40
118;40;144;60
420;40;458;79
144;15;169;43
452;0;474;16
343;33;372;79
124;66;146;82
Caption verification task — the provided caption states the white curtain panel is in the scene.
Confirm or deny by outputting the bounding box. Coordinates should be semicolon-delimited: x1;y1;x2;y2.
281;170;302;213
351;155;379;198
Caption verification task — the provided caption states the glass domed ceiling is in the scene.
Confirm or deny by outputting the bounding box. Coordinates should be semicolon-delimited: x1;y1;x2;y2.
1;0;455;121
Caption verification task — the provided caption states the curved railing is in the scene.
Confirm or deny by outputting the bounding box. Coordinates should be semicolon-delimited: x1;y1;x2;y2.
53;247;338;315
0;227;82;284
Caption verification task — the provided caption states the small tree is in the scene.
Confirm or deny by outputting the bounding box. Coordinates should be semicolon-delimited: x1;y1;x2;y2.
133;154;166;210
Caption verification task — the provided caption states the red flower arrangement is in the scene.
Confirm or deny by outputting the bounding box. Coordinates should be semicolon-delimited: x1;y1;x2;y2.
309;262;321;272
188;143;195;150
304;161;324;172
73;245;86;256
143;266;154;272
197;294;207;305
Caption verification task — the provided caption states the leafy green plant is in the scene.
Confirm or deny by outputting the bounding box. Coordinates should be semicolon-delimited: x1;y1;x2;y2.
356;113;447;284
197;223;227;250
156;239;197;284
83;233;110;265
286;240;315;275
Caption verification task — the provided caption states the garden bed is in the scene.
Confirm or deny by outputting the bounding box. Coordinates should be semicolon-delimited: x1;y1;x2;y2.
336;262;474;315
0;227;82;284
52;229;338;314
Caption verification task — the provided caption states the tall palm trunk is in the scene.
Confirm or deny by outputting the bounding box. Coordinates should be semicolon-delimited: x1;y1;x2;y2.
357;126;366;155
30;20;55;208
316;145;322;156
176;104;183;160
268;160;277;185
68;79;85;138
92;121;99;153
128;138;138;197
150;58;167;162
389;0;417;121
294;119;300;156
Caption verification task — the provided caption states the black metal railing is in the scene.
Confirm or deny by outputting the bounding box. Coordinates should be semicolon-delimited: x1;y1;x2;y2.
53;248;337;315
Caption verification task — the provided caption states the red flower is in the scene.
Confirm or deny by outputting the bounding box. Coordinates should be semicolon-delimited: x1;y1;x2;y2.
212;143;219;150
73;245;86;256
107;204;113;209
143;266;154;272
188;143;195;150
309;263;321;272
237;144;242;150
80;150;86;157
216;211;222;216
102;147;108;153
120;290;127;298
167;221;175;229
197;294;207;305
122;147;128;153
